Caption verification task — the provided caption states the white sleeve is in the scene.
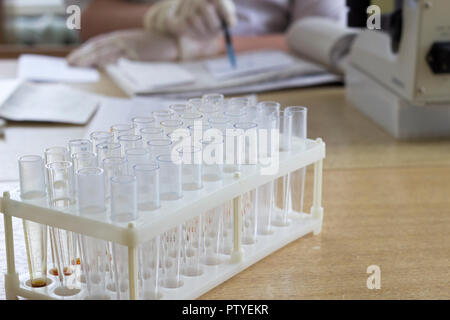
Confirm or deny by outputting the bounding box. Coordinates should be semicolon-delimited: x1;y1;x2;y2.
291;0;347;26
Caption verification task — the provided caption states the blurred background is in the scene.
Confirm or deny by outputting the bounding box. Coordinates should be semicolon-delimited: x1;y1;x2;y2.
0;0;395;58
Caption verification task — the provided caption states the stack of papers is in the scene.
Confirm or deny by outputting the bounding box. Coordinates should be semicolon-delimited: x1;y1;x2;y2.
0;80;99;124
17;54;100;83
106;50;339;98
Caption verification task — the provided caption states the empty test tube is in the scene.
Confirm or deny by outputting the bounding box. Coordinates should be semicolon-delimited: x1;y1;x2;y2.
18;155;46;199
202;93;224;109
178;112;203;127
80;236;109;299
178;146;203;191
46;161;75;208
139;237;161;299
96;142;121;166
72;152;97;174
160;225;183;288
285;106;308;214
156;154;182;201
160;119;183;136
140;127;164;144
103;157;128;199
187;98;202;110
233;122;258;166
132;117;155;134
118;134;143;155
134;163;160;211
76;167;106;214
181;216;203;277
90;131;114;147
200;137;224;182
208;116;232;134
147;139;173;161
152;109;174;124
169;103;191;115
111;124;134;142
69;139;93;156
125;148;150;173
221;128;244;173
44;147;69;164
110;175;138;222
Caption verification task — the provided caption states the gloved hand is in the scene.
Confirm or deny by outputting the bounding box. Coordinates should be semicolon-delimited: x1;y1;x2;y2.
67;29;180;67
143;0;237;40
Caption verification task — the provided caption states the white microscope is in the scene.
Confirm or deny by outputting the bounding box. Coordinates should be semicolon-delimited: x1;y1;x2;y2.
346;0;450;139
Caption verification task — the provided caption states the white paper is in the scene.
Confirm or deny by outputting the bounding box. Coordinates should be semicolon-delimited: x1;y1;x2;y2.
17;54;100;83
205;50;295;79
116;59;195;92
0;82;99;124
106;50;328;97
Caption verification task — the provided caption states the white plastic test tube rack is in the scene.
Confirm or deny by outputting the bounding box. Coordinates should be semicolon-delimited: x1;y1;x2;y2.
1;138;325;300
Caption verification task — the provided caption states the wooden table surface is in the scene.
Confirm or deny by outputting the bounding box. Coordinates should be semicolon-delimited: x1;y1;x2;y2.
0;60;449;300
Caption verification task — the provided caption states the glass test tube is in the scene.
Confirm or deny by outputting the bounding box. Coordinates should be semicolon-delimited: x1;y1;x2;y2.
134;163;160;211
111;243;130;300
221;129;244;173
227;97;251;109
201;206;224;265
188;124;212;146
178;146;203;191
202;93;224;109
132;117;155;134
233;122;258;166
178;112;203;127
160;119;183;136
96;142;121;166
90;131;114;146
110;175;138;222
169;103;191;115
69;139;93;156
152;109;174;124
147;139;173;161
140;127;164;144
44;147;69;164
76;167;106;214
125;148;150;173
80;235;109;299
200;137;224;182
285;106;308;214
273;111;293;226
72;152;97;175
156;154;182;201
46;161;75;208
167;129;191;146
102;157;128;199
111;124;134;142
118;134;143;155
160;225;183;288
181;216;203;277
187;98;202;110
23;220;48;287
139;237;161;299
18;155;46;199
208;117;232;134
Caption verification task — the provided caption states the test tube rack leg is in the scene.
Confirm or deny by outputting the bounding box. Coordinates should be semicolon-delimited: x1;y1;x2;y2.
1;138;325;300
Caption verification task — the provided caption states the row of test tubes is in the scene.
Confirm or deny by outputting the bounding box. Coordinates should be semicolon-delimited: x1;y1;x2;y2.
17;93;307;299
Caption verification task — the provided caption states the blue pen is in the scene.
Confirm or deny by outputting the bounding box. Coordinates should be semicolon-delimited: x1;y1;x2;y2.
220;17;237;68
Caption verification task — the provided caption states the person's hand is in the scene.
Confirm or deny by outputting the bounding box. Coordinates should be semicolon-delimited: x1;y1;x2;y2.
67;29;179;67
143;0;237;40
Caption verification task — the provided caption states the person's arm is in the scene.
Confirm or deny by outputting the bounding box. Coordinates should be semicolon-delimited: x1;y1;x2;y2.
80;0;152;41
291;0;347;26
